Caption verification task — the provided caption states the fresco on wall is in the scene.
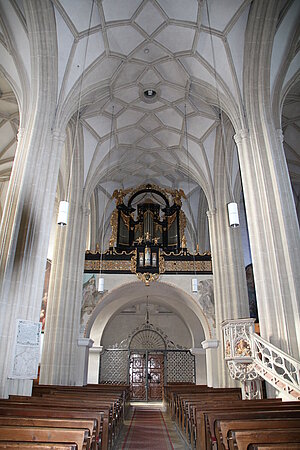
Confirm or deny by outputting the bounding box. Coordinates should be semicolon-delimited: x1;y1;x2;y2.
197;279;215;336
40;259;51;332
81;274;102;331
246;264;258;321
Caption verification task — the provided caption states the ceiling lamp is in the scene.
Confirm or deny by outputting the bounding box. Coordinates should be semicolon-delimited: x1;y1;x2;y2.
144;89;156;99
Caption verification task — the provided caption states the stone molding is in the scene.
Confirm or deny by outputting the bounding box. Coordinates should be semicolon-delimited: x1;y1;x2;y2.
233;128;249;145
189;347;206;355
89;345;104;354
201;339;219;349
77;338;94;348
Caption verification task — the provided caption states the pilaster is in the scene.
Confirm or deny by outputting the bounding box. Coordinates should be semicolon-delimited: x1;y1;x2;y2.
88;346;104;384
190;347;207;385
207;206;249;387
234;128;300;359
40;192;90;385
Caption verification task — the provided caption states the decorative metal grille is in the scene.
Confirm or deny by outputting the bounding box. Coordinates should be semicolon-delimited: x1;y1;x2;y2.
167;351;195;383
100;350;128;384
130;329;166;350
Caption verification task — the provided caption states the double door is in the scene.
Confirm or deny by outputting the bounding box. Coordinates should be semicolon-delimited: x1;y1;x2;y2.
129;351;164;401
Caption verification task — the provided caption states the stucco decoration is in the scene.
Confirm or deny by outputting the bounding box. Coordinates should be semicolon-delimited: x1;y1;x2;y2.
197;279;215;332
81;274;102;334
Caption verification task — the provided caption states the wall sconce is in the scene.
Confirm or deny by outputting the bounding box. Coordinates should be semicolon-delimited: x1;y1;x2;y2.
98;276;104;292
192;278;198;293
57;201;69;226
227;202;240;228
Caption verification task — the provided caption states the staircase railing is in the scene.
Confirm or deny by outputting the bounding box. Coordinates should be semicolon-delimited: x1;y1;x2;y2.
252;333;300;400
222;318;300;400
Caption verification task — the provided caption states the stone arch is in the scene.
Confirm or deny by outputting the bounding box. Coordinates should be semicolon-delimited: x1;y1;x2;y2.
85;279;212;346
85;278;213;385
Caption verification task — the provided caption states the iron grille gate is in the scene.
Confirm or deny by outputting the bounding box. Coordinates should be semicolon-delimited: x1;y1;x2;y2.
99;349;195;388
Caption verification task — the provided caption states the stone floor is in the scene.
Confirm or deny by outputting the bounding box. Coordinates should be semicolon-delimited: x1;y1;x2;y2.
113;402;190;450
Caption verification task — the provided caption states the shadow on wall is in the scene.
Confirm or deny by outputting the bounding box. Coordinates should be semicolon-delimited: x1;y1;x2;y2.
246;264;258;322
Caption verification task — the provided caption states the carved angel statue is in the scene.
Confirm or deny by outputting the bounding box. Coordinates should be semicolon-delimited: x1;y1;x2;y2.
112;188;130;206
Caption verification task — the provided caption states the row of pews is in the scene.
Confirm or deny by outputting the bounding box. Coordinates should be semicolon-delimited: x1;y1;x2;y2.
164;383;300;449
0;383;130;449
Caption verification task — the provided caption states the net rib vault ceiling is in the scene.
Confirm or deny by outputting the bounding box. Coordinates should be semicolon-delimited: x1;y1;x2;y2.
0;0;299;248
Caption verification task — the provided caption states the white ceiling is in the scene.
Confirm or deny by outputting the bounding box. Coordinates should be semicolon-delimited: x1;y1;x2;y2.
0;0;299;246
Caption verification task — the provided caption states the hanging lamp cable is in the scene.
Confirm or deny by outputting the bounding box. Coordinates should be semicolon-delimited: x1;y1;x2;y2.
183;103;197;281
204;0;235;204
58;0;95;225
204;0;239;227
98;104;114;291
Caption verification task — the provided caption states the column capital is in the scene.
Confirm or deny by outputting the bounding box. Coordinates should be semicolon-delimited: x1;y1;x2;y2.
234;129;249;145
77;338;94;348
17;127;25;142
206;209;217;220
276;128;284;144
52;129;66;144
201;339;219;349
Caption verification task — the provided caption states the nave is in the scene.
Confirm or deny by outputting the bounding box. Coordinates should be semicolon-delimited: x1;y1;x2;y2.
114;403;187;450
0;383;299;449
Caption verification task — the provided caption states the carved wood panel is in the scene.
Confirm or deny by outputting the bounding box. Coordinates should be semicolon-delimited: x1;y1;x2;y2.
148;353;164;401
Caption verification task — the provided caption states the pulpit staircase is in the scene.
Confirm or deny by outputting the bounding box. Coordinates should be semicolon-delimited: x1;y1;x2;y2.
251;333;300;401
222;319;300;401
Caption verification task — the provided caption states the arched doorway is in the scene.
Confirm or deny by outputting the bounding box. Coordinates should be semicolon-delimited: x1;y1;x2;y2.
99;320;195;401
86;280;212;389
129;327;166;402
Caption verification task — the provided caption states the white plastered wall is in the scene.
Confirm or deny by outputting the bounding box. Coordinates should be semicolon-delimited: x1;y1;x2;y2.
85;275;215;385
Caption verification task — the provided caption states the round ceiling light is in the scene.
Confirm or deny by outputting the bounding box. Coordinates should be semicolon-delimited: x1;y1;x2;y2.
140;86;160;104
144;89;157;99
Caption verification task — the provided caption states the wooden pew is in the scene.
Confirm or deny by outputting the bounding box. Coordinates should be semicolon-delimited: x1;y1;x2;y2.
0;418;95;450
31;387;127;440
0;445;77;449
0;427;87;449
248;445;300;450
228;428;300;450
185;399;279;447
0;384;129;449
6;396;115;444
176;391;243;433
33;384;130;419
28;392;122;440
0;404;109;450
196;404;300;450
218;418;300;450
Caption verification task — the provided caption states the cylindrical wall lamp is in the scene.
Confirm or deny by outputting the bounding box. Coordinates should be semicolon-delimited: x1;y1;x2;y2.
57;201;69;226
192;278;198;293
98;276;104;293
227;202;240;228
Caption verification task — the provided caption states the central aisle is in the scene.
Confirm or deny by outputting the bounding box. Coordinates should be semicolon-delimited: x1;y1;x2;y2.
114;403;188;450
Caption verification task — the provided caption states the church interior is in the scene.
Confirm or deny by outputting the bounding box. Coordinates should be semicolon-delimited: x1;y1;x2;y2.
0;0;299;448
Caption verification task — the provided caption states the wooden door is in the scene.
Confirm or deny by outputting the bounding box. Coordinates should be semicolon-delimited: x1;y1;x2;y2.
130;352;146;400
147;353;164;401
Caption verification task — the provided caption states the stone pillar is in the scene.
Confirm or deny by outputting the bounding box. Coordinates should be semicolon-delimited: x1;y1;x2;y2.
77;338;94;385
190;347;207;385
0;0;61;399
201;339;219;387
88;346;104;384
40;202;90;385
207;207;249;387
234;129;300;359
